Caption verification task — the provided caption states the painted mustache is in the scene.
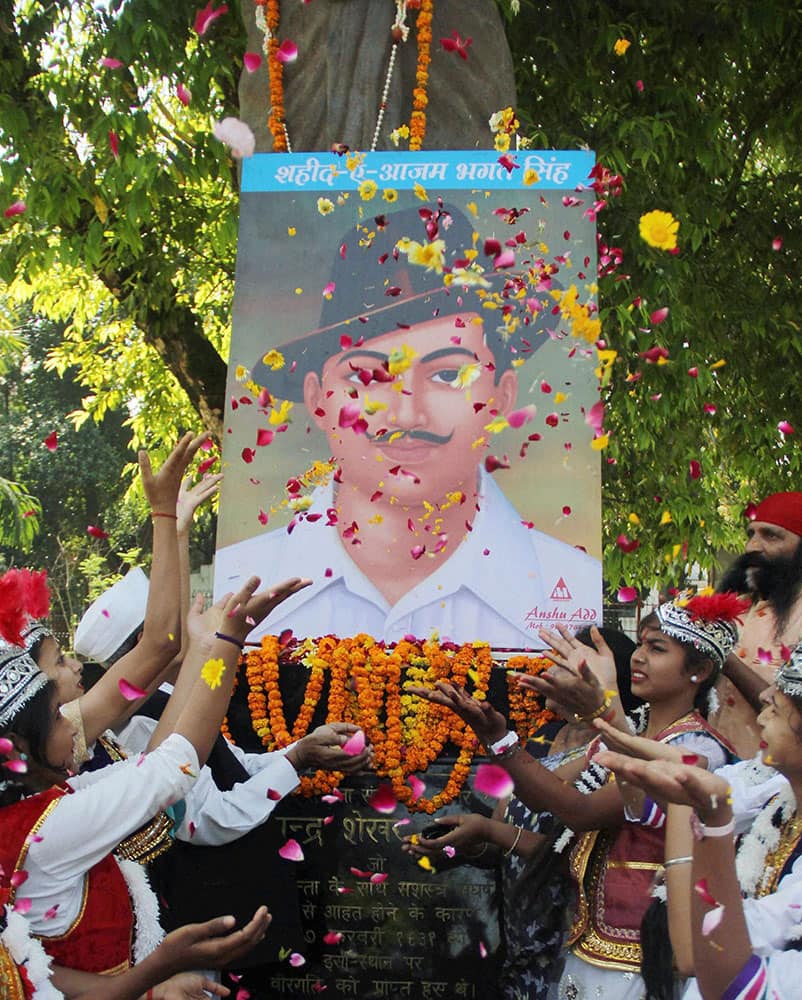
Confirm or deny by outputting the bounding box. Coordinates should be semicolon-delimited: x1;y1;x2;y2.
368;429;455;446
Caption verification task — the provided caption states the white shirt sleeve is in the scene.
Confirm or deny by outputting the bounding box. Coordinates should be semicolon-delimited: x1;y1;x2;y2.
175;751;300;846
23;733;198;936
741;854;802;953
116;712;300;847
716;757;790;836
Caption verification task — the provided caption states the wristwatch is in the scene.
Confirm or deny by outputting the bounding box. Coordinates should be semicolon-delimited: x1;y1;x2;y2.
485;731;520;758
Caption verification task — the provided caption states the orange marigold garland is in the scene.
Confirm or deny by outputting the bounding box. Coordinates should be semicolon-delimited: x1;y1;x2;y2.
236;636;556;812
260;0;288;152
506;655;556;740
409;0;432;151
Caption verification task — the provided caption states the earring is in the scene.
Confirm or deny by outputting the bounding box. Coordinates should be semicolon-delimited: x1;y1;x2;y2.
690;675;699;683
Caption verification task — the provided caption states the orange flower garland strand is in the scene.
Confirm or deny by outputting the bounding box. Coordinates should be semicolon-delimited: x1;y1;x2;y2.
261;0;288;152
237;636;555;812
409;0;432;151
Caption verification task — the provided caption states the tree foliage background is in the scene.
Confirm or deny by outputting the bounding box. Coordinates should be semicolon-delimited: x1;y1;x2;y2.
1;0;801;614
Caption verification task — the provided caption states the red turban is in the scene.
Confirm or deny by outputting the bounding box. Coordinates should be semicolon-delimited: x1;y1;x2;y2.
751;492;802;537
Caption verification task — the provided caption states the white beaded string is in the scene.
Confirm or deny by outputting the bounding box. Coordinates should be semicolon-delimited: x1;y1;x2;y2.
370;1;409;152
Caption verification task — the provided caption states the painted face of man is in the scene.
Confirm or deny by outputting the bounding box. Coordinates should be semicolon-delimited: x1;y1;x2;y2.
303;314;518;508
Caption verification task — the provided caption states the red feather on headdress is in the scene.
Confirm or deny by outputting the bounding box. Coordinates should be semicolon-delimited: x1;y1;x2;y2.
0;567;51;645
684;591;751;624
0;570;28;646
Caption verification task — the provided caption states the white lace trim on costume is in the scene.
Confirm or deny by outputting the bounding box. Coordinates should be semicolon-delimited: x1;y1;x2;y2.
1;910;62;999
117;856;164;963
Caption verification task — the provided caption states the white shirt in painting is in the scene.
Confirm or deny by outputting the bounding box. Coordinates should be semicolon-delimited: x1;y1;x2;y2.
214;471;602;649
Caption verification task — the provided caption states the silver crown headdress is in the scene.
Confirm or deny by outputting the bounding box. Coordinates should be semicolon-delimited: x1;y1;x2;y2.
0;642;48;728
655;593;748;669
776;643;802;699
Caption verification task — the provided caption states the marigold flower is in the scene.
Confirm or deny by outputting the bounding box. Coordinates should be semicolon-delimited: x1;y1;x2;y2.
202;657;226;690
317;197;335;216
614;38;631;56
639;209;680;251
358;179;378;201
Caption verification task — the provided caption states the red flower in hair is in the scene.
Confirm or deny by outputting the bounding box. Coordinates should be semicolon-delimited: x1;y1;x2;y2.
684;591;751;624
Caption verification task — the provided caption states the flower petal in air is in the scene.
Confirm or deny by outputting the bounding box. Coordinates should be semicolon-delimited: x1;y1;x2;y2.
177;83;192;106
118;678;147;701
772;236;783;251
4;201;26;218
194;1;228;36
212;117;255;159
243;52;261;73
13;898;31;914
44;904;60;919
368;783;398;814
0;736;13;754
474;763;514;799
3;758;27;773
701;904;725;936
617;586;638;603
256;428;274;446
289;952;305;967
44;431;58;452
277;40;298;64
694;878;718;907
689;460;701;480
323;931;343;945
279;838;304;862
10;870;27;888
508;405;536;429
341;729;366;756
408;774;425;800
87;524;109;539
778;420;795;435
369;872;389;884
650;307;669;325
616;534;640;553
100;57;125;69
108;130;119;160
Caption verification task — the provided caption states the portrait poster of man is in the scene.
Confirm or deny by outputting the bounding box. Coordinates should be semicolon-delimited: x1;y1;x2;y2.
214;150;603;650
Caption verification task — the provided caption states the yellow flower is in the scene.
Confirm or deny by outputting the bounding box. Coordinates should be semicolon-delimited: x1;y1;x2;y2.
413;182;428;201
454;362;481;389
201;657;226;690
387;344;418;375
554;391;567;404
590;434;609;450
260;349;285;371
317;197;335;216
614;38;631;56
660;510;673;525
639;210;679;251
358;179;378;201
484;415;509;434
287;226;296;237
404;238;446;273
710;358;727;370
345;151;365;172
628;512;641;525
289;495;313;512
488;107;518;134
523;168;540;186
390;124;410;147
494;132;511;153
382;188;398;203
363;395;387;415
269;399;294;425
235;364;248;381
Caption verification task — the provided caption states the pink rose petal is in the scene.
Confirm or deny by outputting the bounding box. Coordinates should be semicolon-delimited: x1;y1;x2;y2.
703;403;717;415
289;952;305;967
256;428;274;446
350;867;371;878
650;306;669;325
757;647;773;665
44;904;60;919
689;460;702;480
279;838;304;862
369;872;389;884
276;39;298;64
778;420;795;435
508;405;536;429
617;586;638;603
3;758;28;774
108;129;119;161
474;763;514;799
100;57;125;69
194;1;228;36
342;729;366;756
4;200;26;219
338;403;362;429
177;83;192;106
493;249;516;270
701;903;725;936
87;524;109;539
479;940;488;958
267;788;282;801
584;400;605;434
410;544;426;560
0;736;14;754
323;931;343;945
772;236;783;251
243;52;262;72
443;845;456;858
10;870;28;888
694;878;718;907
212;117;255;159
13;898;31;914
616;534;640;553
118;678;147;700
408;774;425;801
368;783;397;815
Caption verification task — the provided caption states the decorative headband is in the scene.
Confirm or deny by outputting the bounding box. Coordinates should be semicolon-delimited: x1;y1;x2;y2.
776;643;802;699
655;592;750;669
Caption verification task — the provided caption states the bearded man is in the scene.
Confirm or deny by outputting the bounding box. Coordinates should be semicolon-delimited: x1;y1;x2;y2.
711;491;802;756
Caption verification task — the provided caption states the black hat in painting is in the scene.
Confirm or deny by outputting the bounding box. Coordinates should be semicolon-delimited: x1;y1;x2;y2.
250;203;564;401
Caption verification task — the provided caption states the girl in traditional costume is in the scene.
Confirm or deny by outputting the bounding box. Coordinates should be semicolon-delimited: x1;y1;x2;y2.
410;593;744;999
595;640;802;999
0;567;307;997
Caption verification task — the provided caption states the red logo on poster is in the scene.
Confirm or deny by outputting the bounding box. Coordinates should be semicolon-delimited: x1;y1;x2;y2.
550;577;572;601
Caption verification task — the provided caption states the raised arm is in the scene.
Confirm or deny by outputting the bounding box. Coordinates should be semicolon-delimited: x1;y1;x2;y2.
76;433;207;744
148;576;311;767
408;682;625;831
